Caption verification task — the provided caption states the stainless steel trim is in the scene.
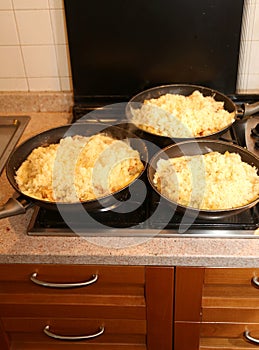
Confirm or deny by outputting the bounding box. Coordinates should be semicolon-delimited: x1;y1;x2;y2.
0;196;32;219
27;227;259;238
0;116;30;175
30;272;98;288
244;330;259;345
252;276;259;288
43;325;105;341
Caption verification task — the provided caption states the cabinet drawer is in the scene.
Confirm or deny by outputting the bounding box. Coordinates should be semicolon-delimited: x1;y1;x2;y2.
203;268;259;323
201;322;259;338
202;307;259;323
204;268;259;286
9;342;146;350
0;264;145;296
0;264;146;320
174;322;200;350
2;317;146;348
8;343;146;350
200;324;259;349
200;337;258;350
0;294;146;319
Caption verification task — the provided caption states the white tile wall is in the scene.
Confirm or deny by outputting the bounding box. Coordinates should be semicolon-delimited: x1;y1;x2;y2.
237;0;259;93
0;11;19;45
0;0;71;92
15;10;54;45
0;0;13;10
0;0;258;93
12;0;49;10
0;46;25;77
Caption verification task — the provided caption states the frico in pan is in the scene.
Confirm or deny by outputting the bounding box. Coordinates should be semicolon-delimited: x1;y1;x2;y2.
126;84;259;146
148;140;259;220
0;123;148;219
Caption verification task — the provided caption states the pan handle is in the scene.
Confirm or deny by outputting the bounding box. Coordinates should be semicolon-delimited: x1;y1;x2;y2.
0;196;32;219
242;101;259;119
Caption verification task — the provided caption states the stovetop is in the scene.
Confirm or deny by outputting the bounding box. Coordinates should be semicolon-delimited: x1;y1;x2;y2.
28;190;259;238
27;97;259;238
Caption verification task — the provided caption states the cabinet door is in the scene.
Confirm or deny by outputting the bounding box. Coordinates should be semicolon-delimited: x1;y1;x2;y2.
174;267;259;350
0;319;9;350
0;264;145;296
146;266;174;350
0;264;146;350
2;317;146;350
201;268;259;349
174;266;205;350
0;264;174;350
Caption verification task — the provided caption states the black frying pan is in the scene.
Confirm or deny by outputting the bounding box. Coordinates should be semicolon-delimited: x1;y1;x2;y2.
148;140;259;220
126;84;259;147
0;123;148;219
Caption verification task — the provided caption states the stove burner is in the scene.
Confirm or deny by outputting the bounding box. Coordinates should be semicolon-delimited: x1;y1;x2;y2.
246;116;259;157
251;123;259;139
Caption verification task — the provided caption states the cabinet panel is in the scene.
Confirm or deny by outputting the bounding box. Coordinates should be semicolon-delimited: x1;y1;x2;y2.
0;264;145;296
146;266;174;350
0;264;147;350
174;267;205;322
174;267;204;350
174;322;200;350
174;267;259;350
0;296;146;322
0;319;9;350
202;268;259;324
204;268;259;285
0;294;145;319
10;342;146;350
0;264;174;350
201;322;259;338
203;285;259;307
203;308;259;323
3;317;146;346
3;317;146;335
200;337;258;350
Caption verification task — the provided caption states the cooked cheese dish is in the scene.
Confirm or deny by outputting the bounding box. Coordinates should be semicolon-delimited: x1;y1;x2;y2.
130;90;235;138
153;151;259;210
15;134;144;203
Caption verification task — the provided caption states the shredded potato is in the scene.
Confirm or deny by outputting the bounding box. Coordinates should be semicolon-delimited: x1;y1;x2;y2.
15;134;144;203
153;151;259;210
131;90;235;138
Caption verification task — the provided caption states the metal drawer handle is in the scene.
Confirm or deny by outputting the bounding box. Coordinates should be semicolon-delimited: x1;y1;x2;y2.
30;272;98;288
44;325;105;341
252;276;259;288
244;330;259;345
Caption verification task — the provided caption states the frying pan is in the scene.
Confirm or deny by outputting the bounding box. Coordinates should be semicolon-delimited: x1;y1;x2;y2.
126;84;259;146
148;140;259;220
0;123;148;219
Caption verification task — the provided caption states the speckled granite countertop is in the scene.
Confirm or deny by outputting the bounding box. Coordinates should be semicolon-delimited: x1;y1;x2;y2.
1;113;259;268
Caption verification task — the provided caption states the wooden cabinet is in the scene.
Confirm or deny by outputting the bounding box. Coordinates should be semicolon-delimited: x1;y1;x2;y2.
174;267;259;350
0;264;174;350
4;263;259;350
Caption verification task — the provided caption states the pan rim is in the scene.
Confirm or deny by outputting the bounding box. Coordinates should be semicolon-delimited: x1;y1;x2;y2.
126;83;237;140
147;139;259;214
6;123;148;206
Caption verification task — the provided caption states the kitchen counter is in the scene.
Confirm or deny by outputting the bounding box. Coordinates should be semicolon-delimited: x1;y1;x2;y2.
1;113;259;268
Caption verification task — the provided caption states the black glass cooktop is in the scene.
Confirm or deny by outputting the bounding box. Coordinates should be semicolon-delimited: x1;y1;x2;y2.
27;110;259;238
28;193;259;237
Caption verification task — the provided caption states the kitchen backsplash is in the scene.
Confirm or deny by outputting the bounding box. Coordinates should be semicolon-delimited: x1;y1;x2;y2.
0;0;258;93
238;0;259;93
0;0;71;92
